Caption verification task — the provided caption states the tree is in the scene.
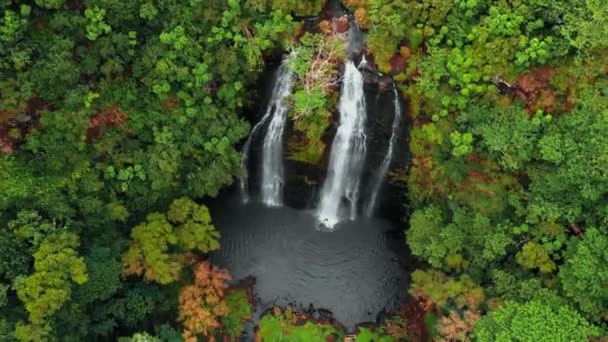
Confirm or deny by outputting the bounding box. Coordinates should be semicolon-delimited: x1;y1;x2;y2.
559;228;608;320
515;242;556;274
222;290;253;338
128;332;162;342
561;0;608;50
178;261;231;342
409;270;484;311
408;205;514;272
407;205;447;268
0;229;30;281
73;246;122;306
33;0;64;10
258;307;343;341
107;283;165;329
122;197;220;284
472;299;601;342
466;104;541;172
15;233;87;338
488;269;546;303
7;210;65;248
167;197;220;252
526;83;608;225
354;327;393;342
23;108;88;175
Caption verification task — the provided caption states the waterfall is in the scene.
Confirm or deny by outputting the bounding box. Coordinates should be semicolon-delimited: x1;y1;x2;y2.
239;112;270;204
316;61;367;228
240;60;294;204
260;63;294;206
358;55;367;69
364;87;402;217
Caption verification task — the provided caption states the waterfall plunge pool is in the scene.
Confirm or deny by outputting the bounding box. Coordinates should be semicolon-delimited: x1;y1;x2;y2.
209;189;411;330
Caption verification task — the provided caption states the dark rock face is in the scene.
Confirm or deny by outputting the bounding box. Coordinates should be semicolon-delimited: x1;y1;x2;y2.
283;155;324;209
358;83;410;222
359;61;396;92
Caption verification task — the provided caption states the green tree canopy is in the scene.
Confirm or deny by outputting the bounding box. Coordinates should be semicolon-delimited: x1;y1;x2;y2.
559;228;608;320
472;299;601;342
15;232;87;340
122;197;220;284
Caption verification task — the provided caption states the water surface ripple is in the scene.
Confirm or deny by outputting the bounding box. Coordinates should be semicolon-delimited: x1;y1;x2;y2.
210;192;409;328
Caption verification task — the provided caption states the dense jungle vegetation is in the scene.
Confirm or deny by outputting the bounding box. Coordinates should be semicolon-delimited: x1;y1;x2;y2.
0;0;607;341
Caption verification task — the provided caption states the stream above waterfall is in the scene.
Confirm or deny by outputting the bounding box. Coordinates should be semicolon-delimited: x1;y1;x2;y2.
209;189;411;330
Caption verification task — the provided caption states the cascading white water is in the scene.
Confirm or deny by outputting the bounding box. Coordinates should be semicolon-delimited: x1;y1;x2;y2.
260;63;294;206
365;87;403;217
240;60;293;204
358;55;368;69
239;115;270;204
316;61;367;228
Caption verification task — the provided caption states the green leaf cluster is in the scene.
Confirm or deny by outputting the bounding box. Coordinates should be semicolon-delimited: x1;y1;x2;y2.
16;233;87;327
259;312;343;341
472;299;601;342
559;228;608;319
221;290;253;338
122;197;219;284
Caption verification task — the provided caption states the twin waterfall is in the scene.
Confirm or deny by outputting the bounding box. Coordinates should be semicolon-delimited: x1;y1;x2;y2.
240;60;294;206
316;61;367;227
240;57;402;228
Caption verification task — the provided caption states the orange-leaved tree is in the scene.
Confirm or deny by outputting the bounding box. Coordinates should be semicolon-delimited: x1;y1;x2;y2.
179;260;231;342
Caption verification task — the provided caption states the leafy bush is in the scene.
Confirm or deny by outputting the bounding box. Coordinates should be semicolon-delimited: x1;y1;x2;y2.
286;33;346;164
449;131;473;157
122;197;219;284
258;308;343;341
16;233;88;336
472;299;601;342
355;327;393;342
222;290;252;338
410;270;484;311
559;228;608;320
